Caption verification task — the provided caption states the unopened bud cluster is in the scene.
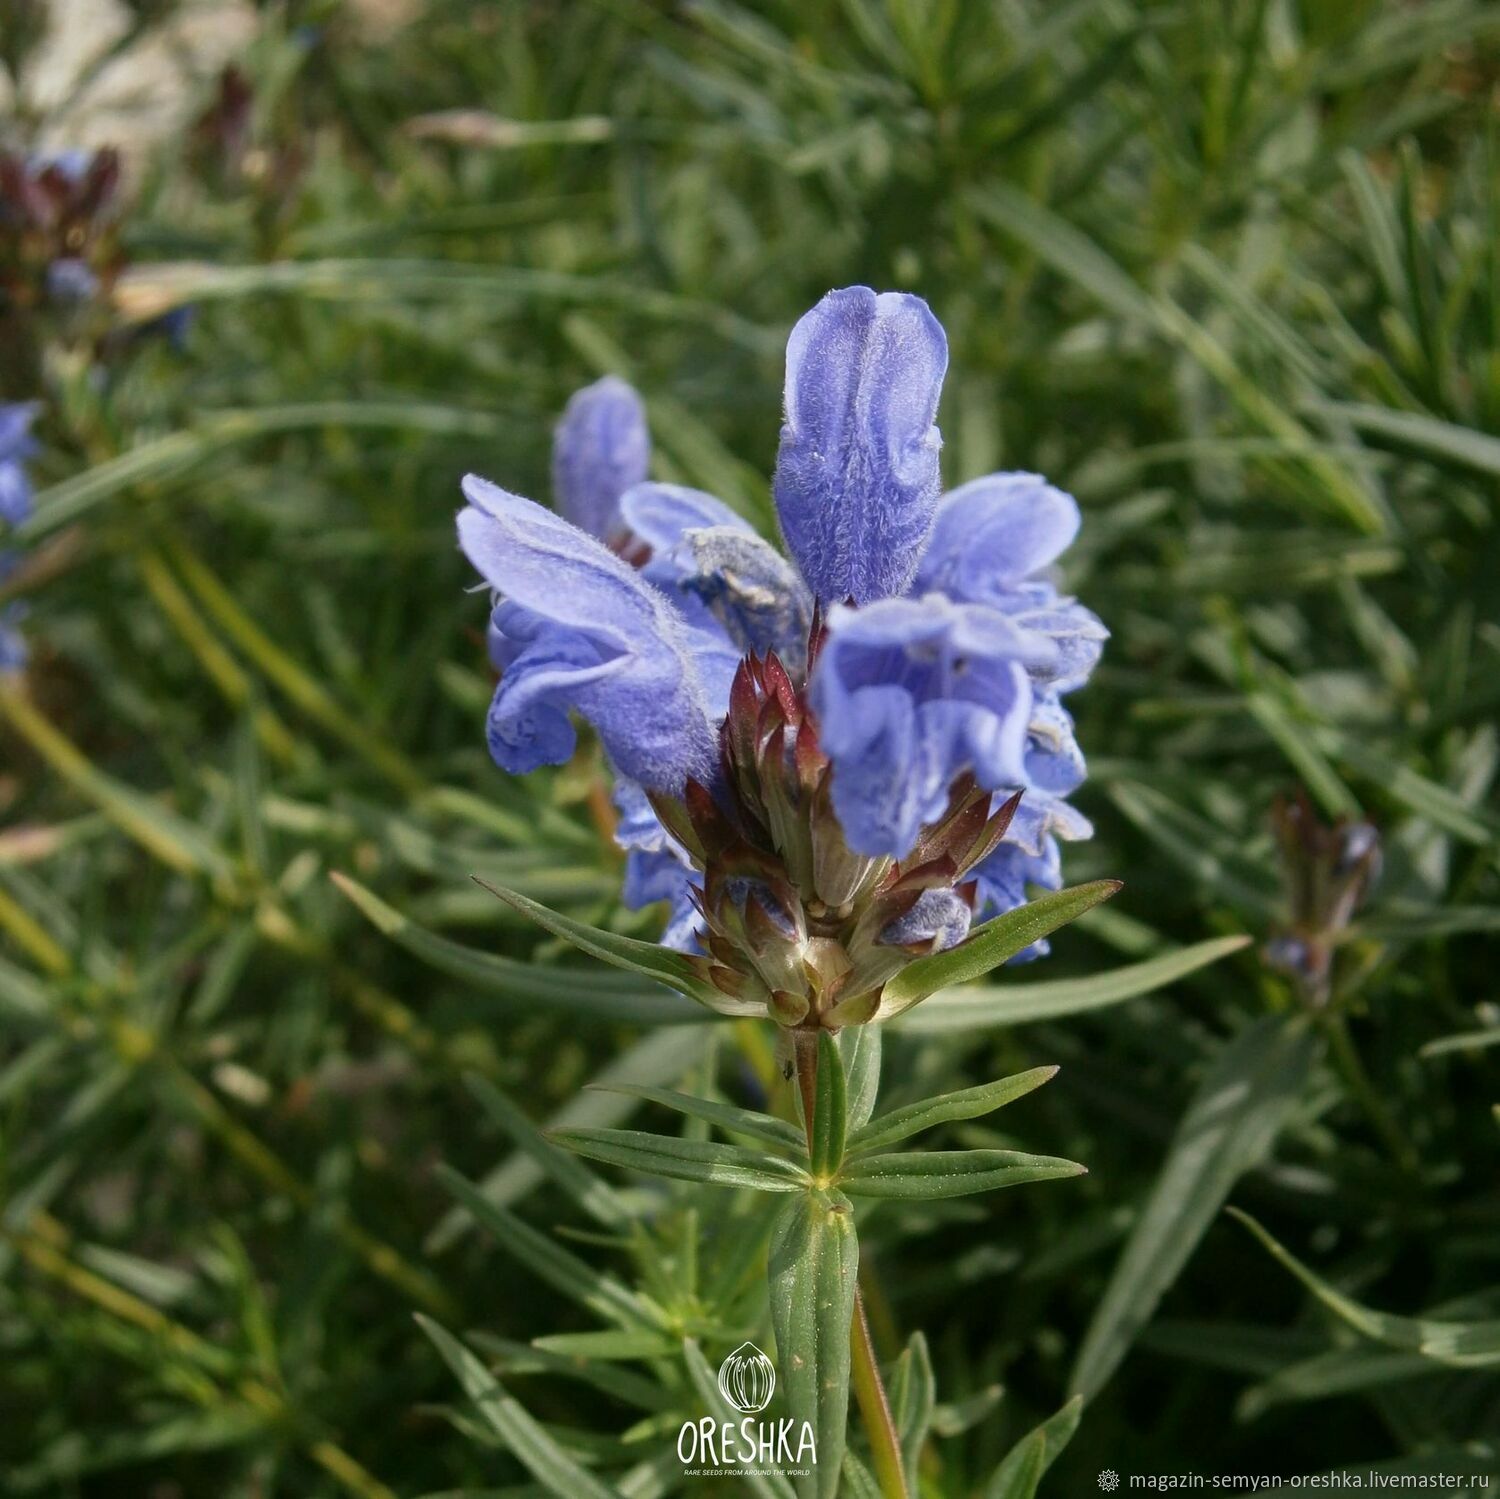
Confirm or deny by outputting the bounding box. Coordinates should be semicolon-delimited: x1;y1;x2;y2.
650;630;1019;1031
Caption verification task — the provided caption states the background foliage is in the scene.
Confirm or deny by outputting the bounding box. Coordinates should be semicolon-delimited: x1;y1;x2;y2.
2;0;1498;1494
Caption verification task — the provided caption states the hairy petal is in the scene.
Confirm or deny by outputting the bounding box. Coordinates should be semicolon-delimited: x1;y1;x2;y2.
619;481;751;552
458;475;718;792
614;780;704;951
914;472;1107;694
618;482;799;677
810;595;1055;857
915;472;1080;597
775;286;948;604
668;526;814;662
551;376;650;539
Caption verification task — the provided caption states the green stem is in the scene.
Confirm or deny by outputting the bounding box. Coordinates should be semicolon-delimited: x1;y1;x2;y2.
1318;1010;1418;1175
793;1029;909;1499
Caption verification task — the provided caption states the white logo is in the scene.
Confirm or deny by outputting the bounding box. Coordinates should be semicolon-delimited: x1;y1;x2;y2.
717;1341;775;1414
1099;1470;1120;1492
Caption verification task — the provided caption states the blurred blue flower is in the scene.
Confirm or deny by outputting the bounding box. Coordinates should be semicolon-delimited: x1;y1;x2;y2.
45;257;99;304
551;375;649;541
458;287;1102;963
0;403;38;673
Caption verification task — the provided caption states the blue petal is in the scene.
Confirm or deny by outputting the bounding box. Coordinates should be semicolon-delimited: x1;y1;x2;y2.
810;595;1054;857
458;475;720;793
0;462;32;529
551;376;650;540
0;602;28;673
619;482;751;553
913;472;1106;694
914;472;1080;597
660;526;813;663
614;780;703;951
971;836;1063;962
775;287;947;605
619;482;806;672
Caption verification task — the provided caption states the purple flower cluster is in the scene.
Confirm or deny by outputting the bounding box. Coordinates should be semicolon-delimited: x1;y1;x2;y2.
457;287;1104;962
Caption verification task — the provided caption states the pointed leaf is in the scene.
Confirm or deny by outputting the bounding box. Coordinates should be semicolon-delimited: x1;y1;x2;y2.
836;1026;882;1131
849;1066;1058;1154
986;1396;1084;1499
331;872;715;1024
810;1032;847;1178
878;881;1121;1015
900;936;1252;1034
475;877;743;1010
465;1074;631;1228
887;1331;935;1489
1068;1016;1317;1402
553;1127;809;1192
589;1083;804;1150
415;1315;617;1499
768;1188;859;1499
1231;1210;1500;1368
841;1149;1085;1200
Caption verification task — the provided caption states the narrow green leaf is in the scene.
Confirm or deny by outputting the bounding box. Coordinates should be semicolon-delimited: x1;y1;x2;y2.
470;1333;670;1413
331;873;713;1025
1068;1017;1317;1401
879;881;1122;1014
553;1128;809;1193
415;1316;617;1499
436;1166;658;1330
768;1188;859;1499
1237;1344;1444;1422
1230;1210;1500;1368
836;1026;882;1131
465;1074;631;1228
1310;730;1500;846
531;1330;680;1361
841;1150;1086;1200
985;1396;1084;1499
840;1449;883;1499
588;1083;804;1150
900;936;1251;1033
1314;400;1500;480
0;687;233;881
473;878;750;1013
810;1033;847;1178
886;1331;935;1490
426;1028;712;1254
849;1066;1058;1154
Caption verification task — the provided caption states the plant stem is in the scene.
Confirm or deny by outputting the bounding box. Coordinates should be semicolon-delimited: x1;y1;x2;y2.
793;1029;910;1499
850;1287;910;1499
1317;1010;1418;1175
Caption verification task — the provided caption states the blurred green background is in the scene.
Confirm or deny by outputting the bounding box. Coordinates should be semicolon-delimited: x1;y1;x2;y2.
2;0;1498;1494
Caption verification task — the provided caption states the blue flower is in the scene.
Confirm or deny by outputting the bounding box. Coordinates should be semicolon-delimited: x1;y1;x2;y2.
458;475;722;794
551;376;650;541
913;472;1107;692
809;594;1055;856
458;288;1102;970
775;287;947;605
621;483;813;664
0;403;38;673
